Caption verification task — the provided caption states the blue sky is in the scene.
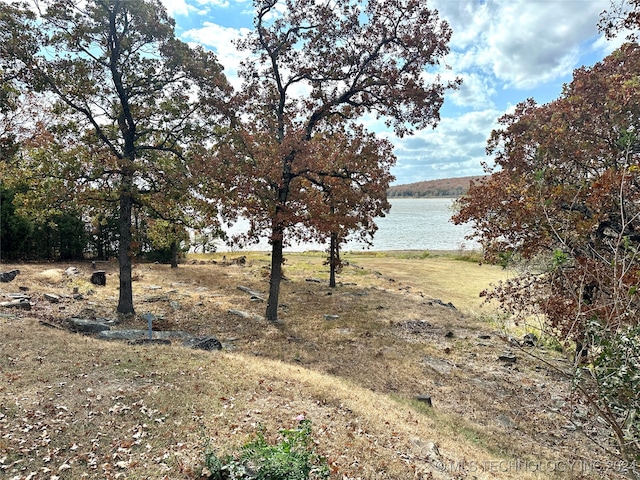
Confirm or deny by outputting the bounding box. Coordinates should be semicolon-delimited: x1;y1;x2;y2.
161;0;625;185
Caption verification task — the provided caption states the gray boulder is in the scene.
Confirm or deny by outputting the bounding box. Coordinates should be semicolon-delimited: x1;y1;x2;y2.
44;293;61;303
0;270;20;283
1;298;31;310
68;318;111;334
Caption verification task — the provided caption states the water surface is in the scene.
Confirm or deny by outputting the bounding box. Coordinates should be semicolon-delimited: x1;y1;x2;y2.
215;198;478;252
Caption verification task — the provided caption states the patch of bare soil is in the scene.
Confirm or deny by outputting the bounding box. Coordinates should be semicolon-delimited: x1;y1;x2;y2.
0;254;624;479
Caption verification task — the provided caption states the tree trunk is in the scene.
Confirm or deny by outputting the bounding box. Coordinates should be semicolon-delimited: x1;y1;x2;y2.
170;239;178;268
117;176;135;315
266;229;284;321
329;231;337;288
266;150;294;321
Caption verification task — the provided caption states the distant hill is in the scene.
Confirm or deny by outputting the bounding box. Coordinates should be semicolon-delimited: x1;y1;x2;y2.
387;175;484;198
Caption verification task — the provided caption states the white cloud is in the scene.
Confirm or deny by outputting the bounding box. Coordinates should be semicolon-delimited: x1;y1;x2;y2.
182;23;250;88
160;0;191;17
592;30;629;55
161;0;238;18
434;0;606;90
448;71;496;109
390;109;501;183
193;0;232;8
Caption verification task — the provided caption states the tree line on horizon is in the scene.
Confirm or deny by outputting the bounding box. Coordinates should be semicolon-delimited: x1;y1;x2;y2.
387;175;483;198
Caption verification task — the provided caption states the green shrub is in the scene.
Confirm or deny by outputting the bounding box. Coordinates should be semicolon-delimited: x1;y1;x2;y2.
589;323;640;465
205;418;330;480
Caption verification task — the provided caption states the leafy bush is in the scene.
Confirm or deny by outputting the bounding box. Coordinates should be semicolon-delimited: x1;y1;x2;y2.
587;323;640;465
204;418;330;480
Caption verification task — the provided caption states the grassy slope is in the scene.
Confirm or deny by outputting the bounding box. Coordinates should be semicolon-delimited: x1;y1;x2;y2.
0;252;614;479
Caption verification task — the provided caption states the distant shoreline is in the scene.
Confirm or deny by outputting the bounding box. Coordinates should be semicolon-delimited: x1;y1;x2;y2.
387;175;483;198
385;195;462;199
200;248;482;255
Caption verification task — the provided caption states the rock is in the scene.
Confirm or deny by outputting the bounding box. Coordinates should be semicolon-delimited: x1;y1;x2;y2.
68;318;111;334
128;338;171;346
97;329;148;341
156;331;191;340
429;298;456;309
0;299;31;310
92;328;222;351
444;331;455;338
143;295;169;303
498;352;517;364
346;290;368;297
228;309;251;319
96;329;192;342
182;336;223;351
0;270;20;283
44;293;61;303
65;267;80;277
7;293;29;300
323;314;339;321
415;395;433;407
423;356;456;375
478;334;491;339
90;271;106;286
237;286;265;302
523;333;538;347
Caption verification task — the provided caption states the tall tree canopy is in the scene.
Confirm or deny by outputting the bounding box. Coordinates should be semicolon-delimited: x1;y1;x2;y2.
222;0;460;321
453;44;640;464
1;0;230;314
454;43;640;339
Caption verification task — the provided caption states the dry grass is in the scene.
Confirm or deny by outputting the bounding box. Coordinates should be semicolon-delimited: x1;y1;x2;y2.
0;251;620;479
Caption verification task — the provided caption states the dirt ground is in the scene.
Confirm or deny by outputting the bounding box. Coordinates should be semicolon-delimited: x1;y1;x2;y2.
0;252;627;479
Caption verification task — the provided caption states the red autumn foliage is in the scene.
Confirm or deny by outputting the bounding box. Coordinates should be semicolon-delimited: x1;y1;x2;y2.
220;0;460;320
453;43;640;340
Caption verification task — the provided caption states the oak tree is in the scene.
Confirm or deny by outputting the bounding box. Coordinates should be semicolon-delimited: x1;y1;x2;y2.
302;125;395;287
226;0;459;320
2;0;230;314
453;43;640;466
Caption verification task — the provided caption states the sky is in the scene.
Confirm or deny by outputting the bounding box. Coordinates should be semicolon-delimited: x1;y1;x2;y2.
159;0;625;185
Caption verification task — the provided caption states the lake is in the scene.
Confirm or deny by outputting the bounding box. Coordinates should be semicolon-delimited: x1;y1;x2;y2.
214;197;479;252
